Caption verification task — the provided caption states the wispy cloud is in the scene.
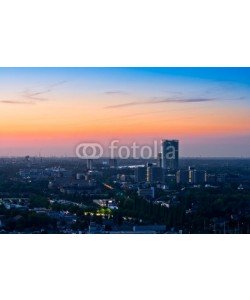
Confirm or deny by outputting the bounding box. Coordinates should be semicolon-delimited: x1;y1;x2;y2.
104;97;215;109
22;90;49;101
104;90;129;96
0;80;68;105
151;97;215;103
105;101;139;109
22;80;68;101
0;100;34;105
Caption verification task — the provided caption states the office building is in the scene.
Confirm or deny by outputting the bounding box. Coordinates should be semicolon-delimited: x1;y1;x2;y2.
189;167;206;184
135;166;147;183
157;152;162;168
161;139;179;170
176;169;189;184
147;165;164;183
176;167;206;184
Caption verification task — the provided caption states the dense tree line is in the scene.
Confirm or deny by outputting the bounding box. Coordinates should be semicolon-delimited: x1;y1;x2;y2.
113;188;250;233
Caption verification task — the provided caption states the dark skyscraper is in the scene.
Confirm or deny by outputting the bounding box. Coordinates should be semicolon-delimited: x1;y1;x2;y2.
135;166;147;183
147;165;164;183
157;152;162;168
161;140;179;170
176;169;189;184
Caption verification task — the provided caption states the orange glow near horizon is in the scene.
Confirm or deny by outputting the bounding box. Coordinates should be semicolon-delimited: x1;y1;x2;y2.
0;67;250;156
0;98;249;140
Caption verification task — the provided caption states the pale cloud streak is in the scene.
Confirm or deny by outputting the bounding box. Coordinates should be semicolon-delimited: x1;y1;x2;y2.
104;97;215;109
104;90;129;96
0;100;34;105
22;80;68;101
0;80;68;105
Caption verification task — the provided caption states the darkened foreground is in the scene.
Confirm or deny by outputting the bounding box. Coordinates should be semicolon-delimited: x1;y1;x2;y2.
0;157;249;233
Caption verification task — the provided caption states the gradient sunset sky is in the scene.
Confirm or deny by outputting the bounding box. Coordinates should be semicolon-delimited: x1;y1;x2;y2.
0;67;249;157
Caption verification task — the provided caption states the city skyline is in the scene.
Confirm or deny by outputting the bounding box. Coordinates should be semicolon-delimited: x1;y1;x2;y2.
0;67;249;157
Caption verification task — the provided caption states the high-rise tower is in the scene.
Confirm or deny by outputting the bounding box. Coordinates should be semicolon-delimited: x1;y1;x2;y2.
161;140;179;170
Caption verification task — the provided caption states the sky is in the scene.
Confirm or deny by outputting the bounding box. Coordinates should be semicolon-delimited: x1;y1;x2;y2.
0;67;249;157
